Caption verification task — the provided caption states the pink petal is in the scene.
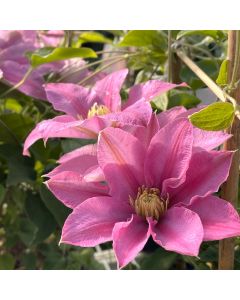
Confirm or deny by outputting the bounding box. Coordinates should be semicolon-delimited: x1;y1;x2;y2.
45;83;93;118
103;99;152;130
58;144;97;163
46;171;109;209
23;116;100;156
151;206;203;256
178;107;231;150
1;61;47;100
189;195;240;241
39;30;64;47
98;127;145;200
93;69;128;112
83;166;105;182
113;215;150;269
125;80;187;108
46;144;98;178
121;99;153;126
167;149;233;206
124;113;160;148
0;30;23;48
0;42;35;64
192;127;231;150
157;106;187;128
145;118;193;190
61;196;133;246
23;116;86;156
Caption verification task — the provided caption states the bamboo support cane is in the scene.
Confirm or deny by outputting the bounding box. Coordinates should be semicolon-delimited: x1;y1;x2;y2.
218;30;240;270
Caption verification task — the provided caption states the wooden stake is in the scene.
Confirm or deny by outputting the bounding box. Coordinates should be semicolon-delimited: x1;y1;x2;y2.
219;30;240;270
168;31;182;84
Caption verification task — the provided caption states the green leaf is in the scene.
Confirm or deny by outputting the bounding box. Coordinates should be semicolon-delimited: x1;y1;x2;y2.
151;93;169;111
18;218;38;247
0;113;34;144
40;185;70;227
30;47;97;68
66;248;104;270
0;253;15;270
0;184;5;205
189;102;235;131
138;248;178;270
79;32;112;44
199;245;218;262
25;192;57;243
177;30;226;41
118;30;165;48
216;59;229;86
21;252;37;270
0;144;36;186
4;98;22;113
61;138;96;153
168;92;201;109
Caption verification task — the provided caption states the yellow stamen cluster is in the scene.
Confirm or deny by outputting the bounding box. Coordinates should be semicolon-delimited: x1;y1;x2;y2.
129;186;169;221
87;102;110;118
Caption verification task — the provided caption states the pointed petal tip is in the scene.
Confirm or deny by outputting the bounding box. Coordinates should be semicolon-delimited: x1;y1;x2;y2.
22;148;30;157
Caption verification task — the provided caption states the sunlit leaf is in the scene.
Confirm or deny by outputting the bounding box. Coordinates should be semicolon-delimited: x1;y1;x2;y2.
189;102;234;131
118;30;166;48
151;93;169;111
216;59;229;86
79;32;113;44
30;47;97;68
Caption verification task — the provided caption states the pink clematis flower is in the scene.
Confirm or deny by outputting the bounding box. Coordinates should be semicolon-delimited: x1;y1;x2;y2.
45;107;231;208
23;69;186;155
55;118;240;269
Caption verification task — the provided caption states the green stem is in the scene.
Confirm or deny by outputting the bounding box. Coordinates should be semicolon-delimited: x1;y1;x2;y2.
95;50;134;55
77;53;137;85
78;57;126;85
57;54;132;82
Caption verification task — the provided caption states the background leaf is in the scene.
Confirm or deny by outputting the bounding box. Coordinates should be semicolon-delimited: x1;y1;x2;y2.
40;185;70;227
25;192;57;243
0;253;15;270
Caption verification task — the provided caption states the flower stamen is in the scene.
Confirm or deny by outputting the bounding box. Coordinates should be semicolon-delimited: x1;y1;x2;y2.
129;185;169;221
87;102;110;118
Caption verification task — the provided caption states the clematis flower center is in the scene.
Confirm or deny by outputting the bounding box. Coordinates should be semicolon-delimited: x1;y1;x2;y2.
87;102;110;118
129;186;169;221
